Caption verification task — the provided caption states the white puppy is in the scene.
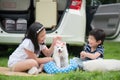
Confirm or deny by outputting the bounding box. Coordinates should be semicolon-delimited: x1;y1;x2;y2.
53;40;69;68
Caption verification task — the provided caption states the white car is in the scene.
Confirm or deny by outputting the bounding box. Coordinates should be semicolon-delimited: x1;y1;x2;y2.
0;0;120;51
0;0;86;46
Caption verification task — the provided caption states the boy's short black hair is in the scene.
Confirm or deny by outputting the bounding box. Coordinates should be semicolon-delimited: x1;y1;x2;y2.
89;28;106;45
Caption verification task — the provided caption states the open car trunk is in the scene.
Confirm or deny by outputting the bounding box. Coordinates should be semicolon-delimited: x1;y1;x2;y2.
0;0;68;33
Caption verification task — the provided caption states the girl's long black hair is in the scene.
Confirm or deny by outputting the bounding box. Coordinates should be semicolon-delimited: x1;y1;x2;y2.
23;22;45;54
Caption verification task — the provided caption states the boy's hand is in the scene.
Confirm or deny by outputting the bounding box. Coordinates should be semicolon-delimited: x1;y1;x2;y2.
80;51;86;60
24;48;37;59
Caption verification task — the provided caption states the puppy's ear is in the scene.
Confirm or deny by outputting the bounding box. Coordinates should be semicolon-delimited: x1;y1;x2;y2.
63;42;66;45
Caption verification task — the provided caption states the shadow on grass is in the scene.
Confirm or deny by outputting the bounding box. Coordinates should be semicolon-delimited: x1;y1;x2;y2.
0;45;17;57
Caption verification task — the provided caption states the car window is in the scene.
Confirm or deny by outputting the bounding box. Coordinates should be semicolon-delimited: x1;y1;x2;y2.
86;0;101;7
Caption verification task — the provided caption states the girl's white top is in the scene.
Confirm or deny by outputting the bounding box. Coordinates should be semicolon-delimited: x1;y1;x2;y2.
8;38;46;67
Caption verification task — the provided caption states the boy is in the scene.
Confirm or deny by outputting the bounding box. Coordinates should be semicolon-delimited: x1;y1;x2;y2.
73;28;106;68
80;28;106;60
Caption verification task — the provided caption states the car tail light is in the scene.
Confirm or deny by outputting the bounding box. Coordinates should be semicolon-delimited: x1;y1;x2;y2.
69;0;82;10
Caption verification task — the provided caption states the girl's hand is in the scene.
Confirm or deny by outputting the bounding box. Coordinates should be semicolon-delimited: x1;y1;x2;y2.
53;36;62;46
36;57;53;64
24;48;37;59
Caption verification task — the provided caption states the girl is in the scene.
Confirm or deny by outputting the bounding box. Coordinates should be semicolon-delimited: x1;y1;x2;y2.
8;22;61;74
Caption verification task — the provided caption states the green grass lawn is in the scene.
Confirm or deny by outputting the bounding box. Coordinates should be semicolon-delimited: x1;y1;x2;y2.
0;41;120;80
104;41;120;59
